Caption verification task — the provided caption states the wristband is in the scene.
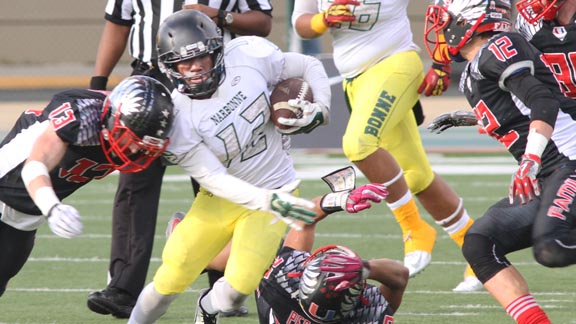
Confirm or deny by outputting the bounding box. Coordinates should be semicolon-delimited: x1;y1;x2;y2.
21;160;50;188
90;76;108;90
35;186;61;216
217;10;226;28
524;128;548;157
310;13;329;34
320;191;347;214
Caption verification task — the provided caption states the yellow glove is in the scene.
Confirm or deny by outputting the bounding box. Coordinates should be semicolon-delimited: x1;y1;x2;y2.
310;0;361;34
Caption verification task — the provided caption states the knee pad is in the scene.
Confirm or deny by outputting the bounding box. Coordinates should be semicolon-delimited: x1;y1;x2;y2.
533;238;575;268
210;278;248;312
462;233;510;283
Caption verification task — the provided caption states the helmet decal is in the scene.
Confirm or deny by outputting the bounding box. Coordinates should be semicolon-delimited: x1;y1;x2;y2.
99;75;174;173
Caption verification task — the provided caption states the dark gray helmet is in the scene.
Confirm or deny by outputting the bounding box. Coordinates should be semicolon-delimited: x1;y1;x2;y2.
157;10;225;98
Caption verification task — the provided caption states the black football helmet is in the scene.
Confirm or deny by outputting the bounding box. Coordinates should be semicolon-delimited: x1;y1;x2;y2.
100;75;174;173
424;0;512;62
299;245;365;323
157;10;225;98
516;0;564;24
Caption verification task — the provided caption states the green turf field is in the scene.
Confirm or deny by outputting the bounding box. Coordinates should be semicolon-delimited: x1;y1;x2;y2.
1;154;574;324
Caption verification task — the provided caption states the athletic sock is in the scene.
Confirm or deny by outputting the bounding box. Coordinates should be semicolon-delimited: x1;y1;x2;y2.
446;212;474;247
388;191;435;253
505;294;551;324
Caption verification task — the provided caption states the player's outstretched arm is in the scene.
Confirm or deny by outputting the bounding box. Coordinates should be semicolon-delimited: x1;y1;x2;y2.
21;125;83;238
366;258;409;313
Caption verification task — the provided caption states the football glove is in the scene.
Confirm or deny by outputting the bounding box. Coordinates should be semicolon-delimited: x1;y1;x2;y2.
47;204;83;239
320;254;370;291
310;0;360;34
320;183;388;214
509;154;541;205
427;110;479;134
267;180;317;230
418;62;452;97
277;99;328;135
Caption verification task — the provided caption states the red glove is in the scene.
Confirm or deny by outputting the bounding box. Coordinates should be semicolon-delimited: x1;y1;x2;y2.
418;62;452;96
509;154;541;204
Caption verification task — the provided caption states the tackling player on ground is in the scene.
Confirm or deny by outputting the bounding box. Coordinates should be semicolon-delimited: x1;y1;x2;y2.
256;167;408;324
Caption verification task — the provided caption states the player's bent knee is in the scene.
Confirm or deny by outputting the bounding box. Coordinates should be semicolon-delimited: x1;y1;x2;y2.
342;135;377;162
533;238;575;268
462;233;508;283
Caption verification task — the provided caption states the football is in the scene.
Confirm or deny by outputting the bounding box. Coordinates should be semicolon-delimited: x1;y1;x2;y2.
269;78;314;130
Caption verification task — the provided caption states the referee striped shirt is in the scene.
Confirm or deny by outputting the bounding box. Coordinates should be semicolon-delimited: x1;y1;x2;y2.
104;0;273;65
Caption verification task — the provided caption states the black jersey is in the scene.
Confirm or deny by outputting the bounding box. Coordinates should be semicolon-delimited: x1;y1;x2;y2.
0;89;116;215
256;247;395;324
460;32;576;175
516;15;576;98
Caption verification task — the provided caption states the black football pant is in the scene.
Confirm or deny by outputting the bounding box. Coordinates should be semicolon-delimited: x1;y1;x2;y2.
0;221;35;297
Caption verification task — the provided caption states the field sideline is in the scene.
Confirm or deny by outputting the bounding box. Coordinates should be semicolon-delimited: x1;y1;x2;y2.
1;153;575;324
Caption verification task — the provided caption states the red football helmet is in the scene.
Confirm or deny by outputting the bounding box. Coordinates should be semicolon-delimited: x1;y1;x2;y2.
99;76;174;173
516;0;562;24
298;245;365;323
424;0;512;63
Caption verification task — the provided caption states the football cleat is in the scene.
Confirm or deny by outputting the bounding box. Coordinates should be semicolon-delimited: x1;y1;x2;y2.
404;250;432;277
402;225;436;277
453;276;483;292
86;287;136;318
194;288;219;324
453;265;483;292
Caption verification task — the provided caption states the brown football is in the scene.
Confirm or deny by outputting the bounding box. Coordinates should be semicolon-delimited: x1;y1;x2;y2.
269;78;314;130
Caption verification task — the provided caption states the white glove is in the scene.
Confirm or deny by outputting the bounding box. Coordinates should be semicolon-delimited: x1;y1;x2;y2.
266;180;317;231
47;204;83;239
276;99;327;135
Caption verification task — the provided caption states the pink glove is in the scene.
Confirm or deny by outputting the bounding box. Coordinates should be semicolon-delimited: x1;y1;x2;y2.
345;183;388;213
509;154;541;204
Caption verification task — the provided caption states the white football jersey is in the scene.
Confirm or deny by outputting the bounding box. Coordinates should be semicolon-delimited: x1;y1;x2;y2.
165;36;296;190
293;0;419;78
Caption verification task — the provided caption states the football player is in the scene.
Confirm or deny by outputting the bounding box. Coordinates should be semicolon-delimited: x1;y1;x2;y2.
256;168;408;324
424;1;576;323
0;76;174;298
291;0;481;292
127;10;333;324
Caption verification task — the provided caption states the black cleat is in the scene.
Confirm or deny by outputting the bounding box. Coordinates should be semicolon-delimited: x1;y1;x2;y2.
86;287;136;319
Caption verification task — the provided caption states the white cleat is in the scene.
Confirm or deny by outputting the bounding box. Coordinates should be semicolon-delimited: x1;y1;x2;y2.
404;251;432;277
452;276;483;293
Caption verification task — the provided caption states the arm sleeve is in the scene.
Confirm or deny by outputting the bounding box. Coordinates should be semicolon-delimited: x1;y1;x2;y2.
280;52;331;115
176;142;269;210
292;0;319;27
504;69;559;127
